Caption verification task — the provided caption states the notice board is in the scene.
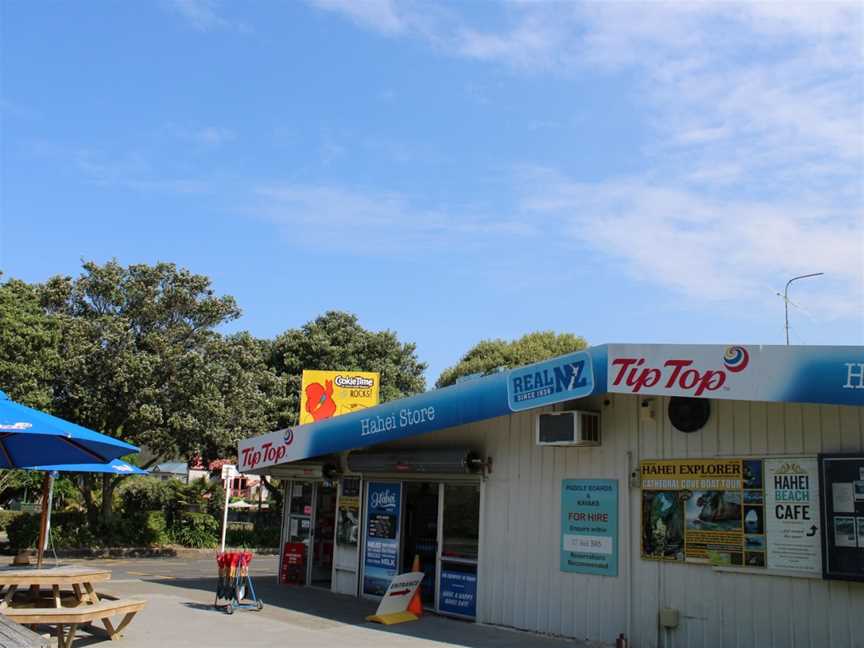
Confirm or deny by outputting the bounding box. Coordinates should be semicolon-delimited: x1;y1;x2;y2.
819;454;864;581
640;457;822;575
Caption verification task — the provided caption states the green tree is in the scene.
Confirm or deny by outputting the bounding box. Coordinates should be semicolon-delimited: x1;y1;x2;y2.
268;311;426;425
0;276;60;409
0;277;66;502
436;331;588;388
40;260;286;523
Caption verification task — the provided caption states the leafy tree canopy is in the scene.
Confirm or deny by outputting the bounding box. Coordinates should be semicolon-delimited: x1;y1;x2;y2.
269;311;427;424
0;276;60;409
40;260;286;463
436;331;588;388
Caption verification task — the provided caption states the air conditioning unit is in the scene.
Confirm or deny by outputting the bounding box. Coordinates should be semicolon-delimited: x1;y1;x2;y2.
536;410;601;447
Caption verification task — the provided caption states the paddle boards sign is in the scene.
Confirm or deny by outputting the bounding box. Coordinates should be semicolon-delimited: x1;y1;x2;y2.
561;479;619;576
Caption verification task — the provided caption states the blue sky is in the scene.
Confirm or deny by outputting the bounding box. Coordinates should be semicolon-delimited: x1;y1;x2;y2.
1;1;862;385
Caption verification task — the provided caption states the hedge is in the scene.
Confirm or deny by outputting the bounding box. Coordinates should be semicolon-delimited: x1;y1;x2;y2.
0;510;25;532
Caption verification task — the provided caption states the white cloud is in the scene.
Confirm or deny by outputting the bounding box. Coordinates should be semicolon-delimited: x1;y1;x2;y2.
28;141;210;194
166;0;244;32
187;126;236;146
519;168;864;319
306;0;863;321
252;183;534;252
309;0;405;34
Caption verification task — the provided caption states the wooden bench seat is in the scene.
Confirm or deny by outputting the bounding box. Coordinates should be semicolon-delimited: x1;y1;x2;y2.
3;599;146;648
0;613;48;648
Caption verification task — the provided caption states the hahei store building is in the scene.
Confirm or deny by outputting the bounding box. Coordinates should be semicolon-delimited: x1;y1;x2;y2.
239;344;864;648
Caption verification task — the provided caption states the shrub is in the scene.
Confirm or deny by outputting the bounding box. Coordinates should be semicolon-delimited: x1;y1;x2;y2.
7;513;40;550
225;522;280;548
118;478;174;513
105;511;169;546
170;512;218;548
0;510;24;532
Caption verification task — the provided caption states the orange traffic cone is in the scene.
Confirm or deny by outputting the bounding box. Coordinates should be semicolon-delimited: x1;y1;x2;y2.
408;554;423;617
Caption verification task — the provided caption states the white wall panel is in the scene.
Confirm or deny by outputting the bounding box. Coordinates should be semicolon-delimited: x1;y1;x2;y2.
475;396;864;648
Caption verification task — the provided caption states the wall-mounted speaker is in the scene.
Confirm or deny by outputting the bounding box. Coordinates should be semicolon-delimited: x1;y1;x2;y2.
668;397;711;433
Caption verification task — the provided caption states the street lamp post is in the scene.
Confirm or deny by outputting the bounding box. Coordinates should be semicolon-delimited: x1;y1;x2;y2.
783;273;824;345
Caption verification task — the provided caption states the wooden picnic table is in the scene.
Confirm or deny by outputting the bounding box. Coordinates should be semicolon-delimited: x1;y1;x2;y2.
0;566;145;647
0;566;112;609
0;614;48;648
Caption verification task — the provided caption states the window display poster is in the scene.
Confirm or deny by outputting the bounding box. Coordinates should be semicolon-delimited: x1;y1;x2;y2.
363;482;401;596
560;479;618;576
336;478;360;547
764;457;822;574
819;454;864;581
438;567;477;618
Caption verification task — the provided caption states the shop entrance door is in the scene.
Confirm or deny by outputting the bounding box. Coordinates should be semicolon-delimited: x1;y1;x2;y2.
402;482;439;608
311;482;337;588
284;481;314;584
283;480;337;587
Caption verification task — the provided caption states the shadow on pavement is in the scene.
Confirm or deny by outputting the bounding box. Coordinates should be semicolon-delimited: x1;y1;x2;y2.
143;574;578;648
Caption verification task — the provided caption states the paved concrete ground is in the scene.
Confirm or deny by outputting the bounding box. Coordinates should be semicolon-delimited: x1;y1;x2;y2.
28;555;599;648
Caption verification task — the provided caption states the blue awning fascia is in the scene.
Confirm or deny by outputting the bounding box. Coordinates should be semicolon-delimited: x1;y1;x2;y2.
238;347;604;471
238;343;863;472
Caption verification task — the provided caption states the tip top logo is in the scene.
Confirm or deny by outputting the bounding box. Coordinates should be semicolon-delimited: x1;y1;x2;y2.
241;430;294;470
611;346;753;397
0;422;32;431
723;346;750;373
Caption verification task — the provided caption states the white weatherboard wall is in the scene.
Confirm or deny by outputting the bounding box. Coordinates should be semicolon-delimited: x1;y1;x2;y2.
466;394;864;648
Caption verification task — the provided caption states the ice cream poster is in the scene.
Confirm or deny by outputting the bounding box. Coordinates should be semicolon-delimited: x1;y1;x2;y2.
299;370;380;425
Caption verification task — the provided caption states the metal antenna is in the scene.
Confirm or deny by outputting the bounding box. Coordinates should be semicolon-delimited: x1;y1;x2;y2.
781;273;824;345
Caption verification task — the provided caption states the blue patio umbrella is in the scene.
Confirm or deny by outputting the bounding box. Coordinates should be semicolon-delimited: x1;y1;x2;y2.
0;390;138;468
0;389;140;566
23;459;148;566
26;459;147;475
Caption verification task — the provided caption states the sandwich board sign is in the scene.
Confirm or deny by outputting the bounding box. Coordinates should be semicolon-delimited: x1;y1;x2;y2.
365;571;424;625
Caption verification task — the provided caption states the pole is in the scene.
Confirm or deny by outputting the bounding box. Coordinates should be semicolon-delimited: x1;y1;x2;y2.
220;474;231;553
36;473;55;568
783;273;824;345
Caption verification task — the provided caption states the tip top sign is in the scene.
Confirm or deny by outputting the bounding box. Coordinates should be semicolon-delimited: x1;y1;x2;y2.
608;345;751;398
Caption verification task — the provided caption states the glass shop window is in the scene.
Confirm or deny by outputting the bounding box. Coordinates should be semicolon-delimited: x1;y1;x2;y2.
441;483;480;561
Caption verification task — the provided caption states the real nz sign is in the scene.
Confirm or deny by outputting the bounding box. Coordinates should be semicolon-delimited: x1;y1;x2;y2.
507;351;594;411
